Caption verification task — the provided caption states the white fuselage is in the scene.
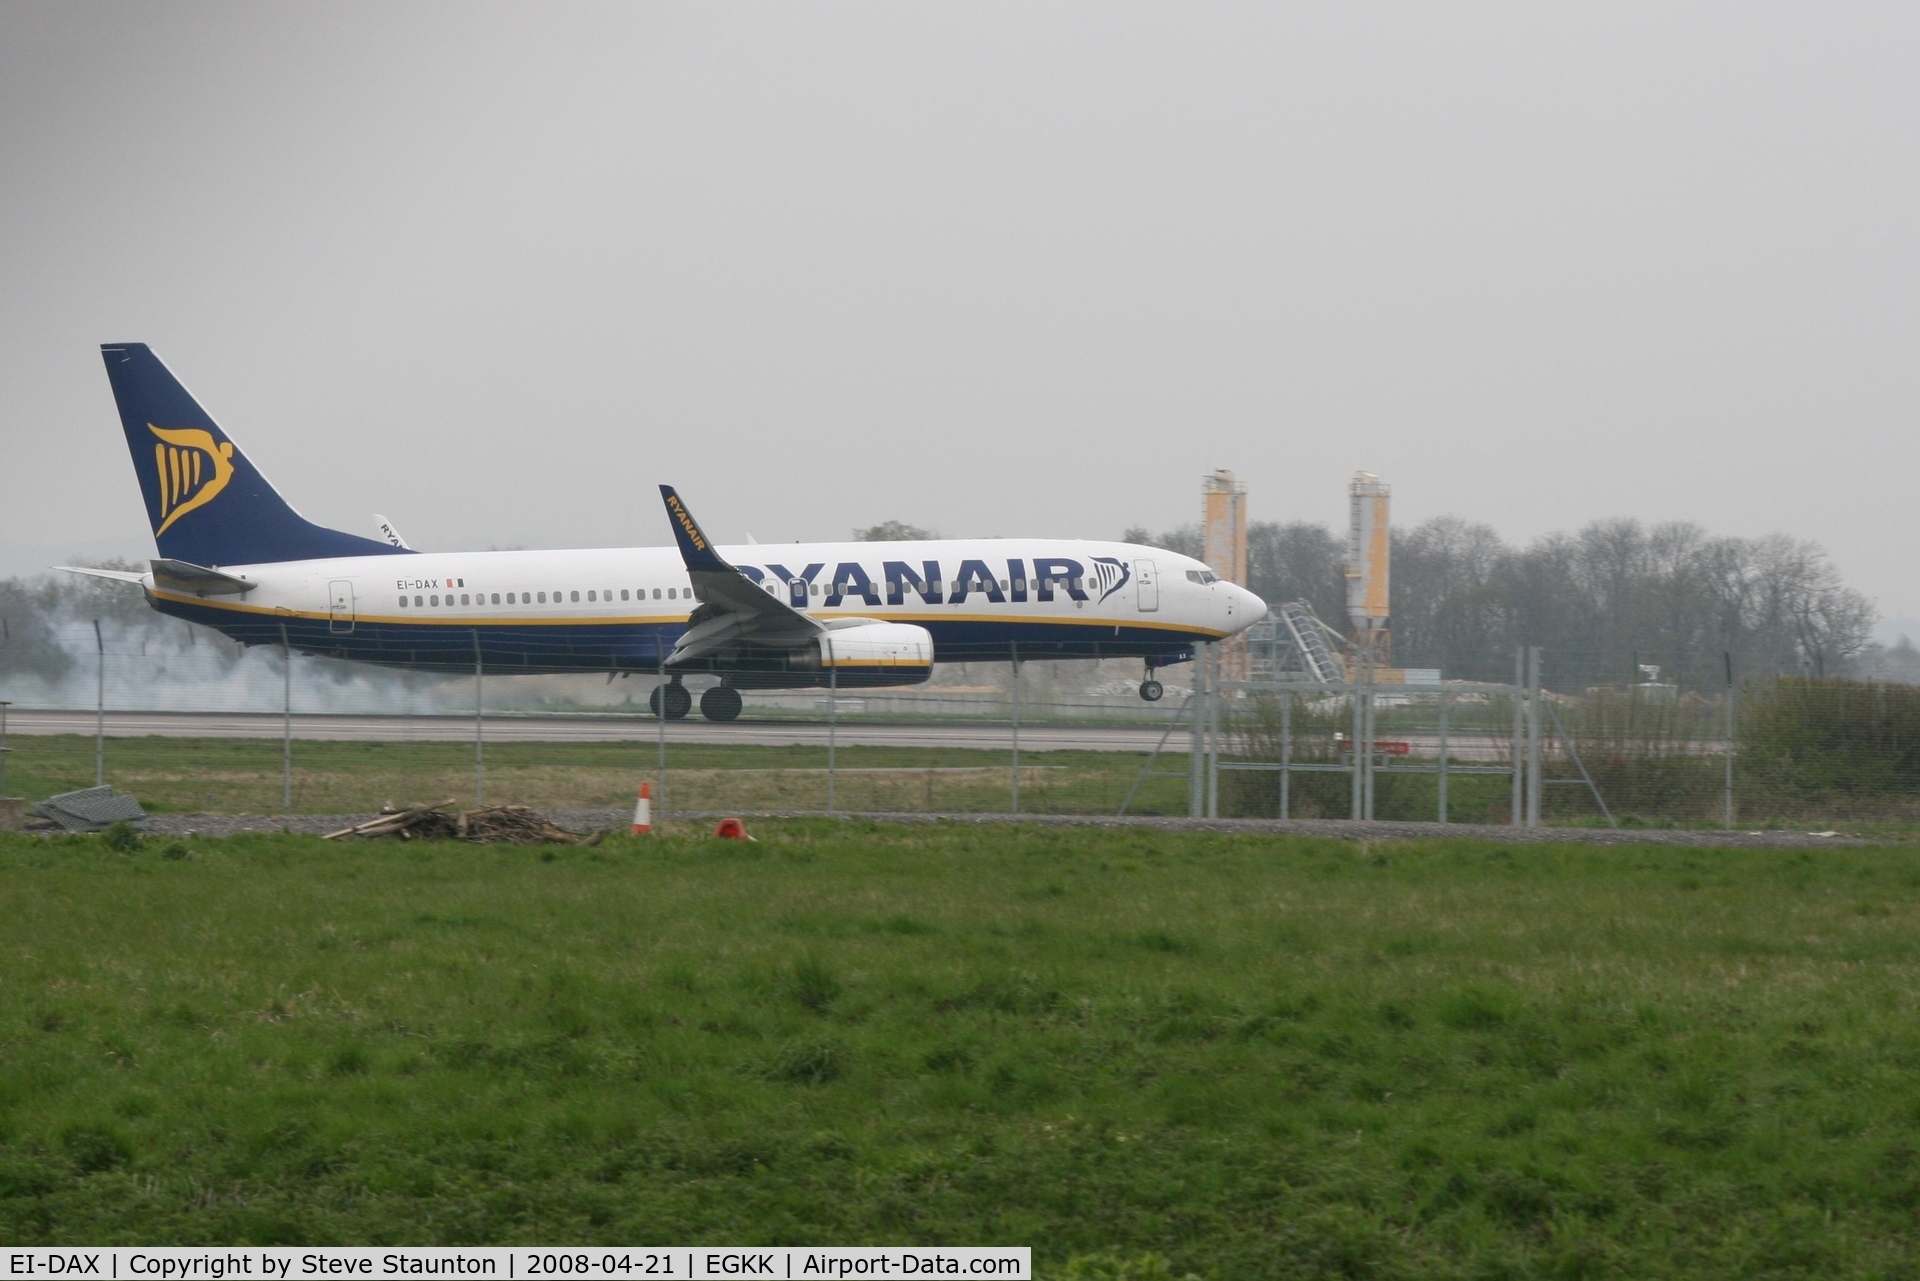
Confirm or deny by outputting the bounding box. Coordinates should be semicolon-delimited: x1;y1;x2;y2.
141;538;1266;681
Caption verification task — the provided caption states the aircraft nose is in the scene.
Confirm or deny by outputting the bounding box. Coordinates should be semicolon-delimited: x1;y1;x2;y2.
1229;585;1267;631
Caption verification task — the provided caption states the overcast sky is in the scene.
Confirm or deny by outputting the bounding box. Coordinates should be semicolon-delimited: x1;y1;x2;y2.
3;3;1915;629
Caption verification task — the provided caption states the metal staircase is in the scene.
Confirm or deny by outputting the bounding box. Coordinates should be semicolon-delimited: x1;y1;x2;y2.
1279;599;1346;684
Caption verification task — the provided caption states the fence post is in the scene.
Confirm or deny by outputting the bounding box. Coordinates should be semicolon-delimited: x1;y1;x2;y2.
1526;646;1543;828
1279;690;1291;821
0;700;10;800
1362;650;1377;821
472;630;484;808
656;657;667;832
280;623;293;811
1009;640;1020;814
1510;647;1525;826
1206;644;1221;819
1437;689;1449;824
93;619;105;787
827;636;838;815
1189;641;1207;817
1723;651;1735;830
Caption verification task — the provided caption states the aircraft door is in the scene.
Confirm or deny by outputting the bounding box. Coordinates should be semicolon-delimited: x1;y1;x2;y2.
328;580;355;634
1134;559;1158;612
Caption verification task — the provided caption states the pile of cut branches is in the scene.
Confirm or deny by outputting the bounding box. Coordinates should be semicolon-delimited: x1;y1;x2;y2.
323;801;603;846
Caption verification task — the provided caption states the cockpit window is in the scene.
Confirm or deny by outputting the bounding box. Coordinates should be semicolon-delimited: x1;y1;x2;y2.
1185;569;1219;584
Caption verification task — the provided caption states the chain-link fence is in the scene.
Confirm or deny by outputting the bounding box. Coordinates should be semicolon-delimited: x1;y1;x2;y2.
1208;646;1920;829
1;622;1914;829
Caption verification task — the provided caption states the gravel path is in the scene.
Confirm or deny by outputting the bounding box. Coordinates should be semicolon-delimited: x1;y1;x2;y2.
130;809;1885;848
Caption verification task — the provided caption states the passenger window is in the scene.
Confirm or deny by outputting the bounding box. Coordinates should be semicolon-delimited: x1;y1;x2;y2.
811;583;821;596
570;590;579;603
620;589;629;601
414;596;423;607
652;588;661;600
587;590;596;602
430;595;439;606
537;591;547;603
460;594;469;605
491;593;499;604
999;580;1009;591
399;596;408;608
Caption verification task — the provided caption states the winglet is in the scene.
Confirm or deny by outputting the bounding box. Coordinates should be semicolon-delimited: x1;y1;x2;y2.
659;485;731;574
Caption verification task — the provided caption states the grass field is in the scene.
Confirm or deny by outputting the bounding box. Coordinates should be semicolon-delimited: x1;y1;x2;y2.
4;733;1191;817
4;822;1920;1274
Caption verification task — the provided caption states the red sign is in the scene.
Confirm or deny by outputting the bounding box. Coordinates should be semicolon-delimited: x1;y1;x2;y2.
1337;739;1411;755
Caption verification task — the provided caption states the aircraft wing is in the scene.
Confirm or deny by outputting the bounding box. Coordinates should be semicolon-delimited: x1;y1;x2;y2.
658;485;822;666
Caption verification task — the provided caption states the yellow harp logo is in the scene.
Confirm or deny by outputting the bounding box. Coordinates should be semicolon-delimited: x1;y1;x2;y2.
148;425;236;535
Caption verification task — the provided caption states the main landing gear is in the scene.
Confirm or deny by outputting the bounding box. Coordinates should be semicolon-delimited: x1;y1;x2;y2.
649;679;692;720
651;681;744;721
700;685;743;722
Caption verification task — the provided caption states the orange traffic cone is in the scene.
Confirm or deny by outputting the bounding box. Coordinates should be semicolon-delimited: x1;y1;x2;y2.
714;817;753;840
631;781;652;835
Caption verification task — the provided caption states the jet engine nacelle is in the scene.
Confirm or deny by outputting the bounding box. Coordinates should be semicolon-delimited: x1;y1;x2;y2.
814;621;934;687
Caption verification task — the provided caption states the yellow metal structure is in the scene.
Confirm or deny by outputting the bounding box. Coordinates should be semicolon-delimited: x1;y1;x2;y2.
1203;469;1250;679
1202;469;1248;587
1345;471;1391;667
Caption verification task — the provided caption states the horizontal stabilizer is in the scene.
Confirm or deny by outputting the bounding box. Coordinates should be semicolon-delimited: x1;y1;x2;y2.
150;559;253;596
54;565;146;585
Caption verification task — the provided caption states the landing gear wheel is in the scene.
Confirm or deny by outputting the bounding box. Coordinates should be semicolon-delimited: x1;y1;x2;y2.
1139;679;1164;702
700;685;743;722
649;681;693;720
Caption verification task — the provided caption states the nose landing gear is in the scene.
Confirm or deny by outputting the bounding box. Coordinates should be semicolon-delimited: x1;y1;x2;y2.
1138;660;1165;701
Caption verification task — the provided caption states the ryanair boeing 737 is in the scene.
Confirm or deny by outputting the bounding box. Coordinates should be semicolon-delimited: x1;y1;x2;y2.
66;344;1266;720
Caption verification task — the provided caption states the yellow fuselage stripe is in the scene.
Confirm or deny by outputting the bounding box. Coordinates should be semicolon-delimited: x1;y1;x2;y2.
150;591;1229;638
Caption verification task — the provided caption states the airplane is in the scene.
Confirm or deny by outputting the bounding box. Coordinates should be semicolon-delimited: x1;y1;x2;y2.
64;344;1267;721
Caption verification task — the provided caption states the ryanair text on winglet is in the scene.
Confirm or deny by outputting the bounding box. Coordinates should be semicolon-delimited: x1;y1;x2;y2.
666;496;706;552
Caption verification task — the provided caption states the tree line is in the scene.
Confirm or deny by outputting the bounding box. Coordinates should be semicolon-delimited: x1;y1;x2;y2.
1125;516;1883;692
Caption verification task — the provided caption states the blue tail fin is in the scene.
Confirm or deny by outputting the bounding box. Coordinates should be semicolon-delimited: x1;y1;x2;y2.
100;344;411;566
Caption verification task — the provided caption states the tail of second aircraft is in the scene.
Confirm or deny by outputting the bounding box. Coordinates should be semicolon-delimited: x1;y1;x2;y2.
100;344;410;566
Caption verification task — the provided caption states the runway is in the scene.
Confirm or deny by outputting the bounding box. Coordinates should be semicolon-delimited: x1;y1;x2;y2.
0;708;1183;753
